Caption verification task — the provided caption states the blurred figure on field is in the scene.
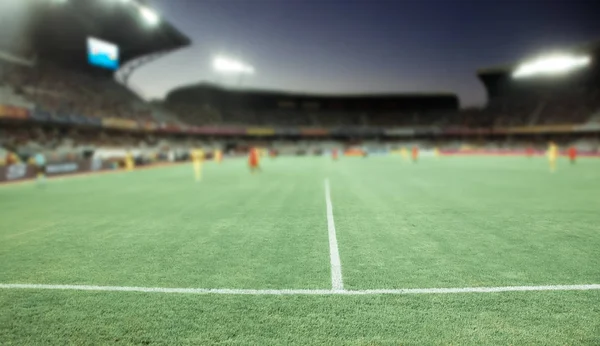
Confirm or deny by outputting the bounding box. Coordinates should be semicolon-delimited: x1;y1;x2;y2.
411;146;419;163
34;152;46;184
400;147;409;161
248;147;261;173
125;150;135;172
547;142;558;172
568;146;577;164
191;148;205;182
332;148;339;161
526;146;534;158
214;149;223;164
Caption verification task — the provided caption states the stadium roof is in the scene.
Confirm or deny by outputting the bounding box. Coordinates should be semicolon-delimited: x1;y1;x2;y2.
31;0;190;68
166;83;459;112
169;82;456;100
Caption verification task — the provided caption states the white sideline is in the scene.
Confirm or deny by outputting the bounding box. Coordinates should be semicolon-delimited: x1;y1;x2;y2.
1;283;600;295
325;178;344;291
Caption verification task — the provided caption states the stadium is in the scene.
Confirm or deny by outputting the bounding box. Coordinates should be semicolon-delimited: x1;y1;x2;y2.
1;1;600;344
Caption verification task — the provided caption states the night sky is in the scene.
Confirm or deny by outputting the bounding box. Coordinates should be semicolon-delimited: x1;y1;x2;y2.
132;0;600;107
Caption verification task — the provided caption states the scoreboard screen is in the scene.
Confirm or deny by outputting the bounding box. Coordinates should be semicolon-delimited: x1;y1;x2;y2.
87;37;119;70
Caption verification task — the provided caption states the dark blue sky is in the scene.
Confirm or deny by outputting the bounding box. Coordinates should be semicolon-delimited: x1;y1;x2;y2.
132;0;600;107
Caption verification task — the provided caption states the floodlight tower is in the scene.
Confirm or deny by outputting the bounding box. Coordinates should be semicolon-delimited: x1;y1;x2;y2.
512;54;591;79
212;56;255;87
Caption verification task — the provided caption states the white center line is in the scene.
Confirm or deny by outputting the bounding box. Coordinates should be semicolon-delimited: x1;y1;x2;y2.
325;178;344;291
1;283;599;295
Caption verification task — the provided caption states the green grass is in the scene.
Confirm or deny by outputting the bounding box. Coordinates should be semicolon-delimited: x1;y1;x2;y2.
1;156;600;344
331;158;600;289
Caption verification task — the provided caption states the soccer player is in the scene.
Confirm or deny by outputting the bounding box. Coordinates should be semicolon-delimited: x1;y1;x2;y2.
568;146;577;164
248;147;260;173
34;152;46;184
125;151;135;171
332;148;339;161
400;147;409;161
191;148;205;182
411;146;419;163
214;149;223;164
525;146;534;158
547;141;558;172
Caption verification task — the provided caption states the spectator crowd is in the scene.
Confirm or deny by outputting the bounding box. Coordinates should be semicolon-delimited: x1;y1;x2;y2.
2;58;600;129
2;57;600;166
1;61;154;121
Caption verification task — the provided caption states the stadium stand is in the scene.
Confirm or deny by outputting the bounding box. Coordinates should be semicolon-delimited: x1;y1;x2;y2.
164;84;459;127
1;0;600;169
0;0;190;123
476;41;600;128
1;61;154;121
163;76;596;130
0;0;192;170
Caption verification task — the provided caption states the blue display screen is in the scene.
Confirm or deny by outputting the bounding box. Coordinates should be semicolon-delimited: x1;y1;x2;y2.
87;37;119;70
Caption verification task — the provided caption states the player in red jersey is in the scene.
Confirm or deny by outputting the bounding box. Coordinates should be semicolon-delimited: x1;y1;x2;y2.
525;146;534;158
248;147;261;173
411;146;419;163
332;148;339;161
568;146;577;164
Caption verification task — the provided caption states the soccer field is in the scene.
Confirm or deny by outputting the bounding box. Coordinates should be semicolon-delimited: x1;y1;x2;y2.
1;156;600;345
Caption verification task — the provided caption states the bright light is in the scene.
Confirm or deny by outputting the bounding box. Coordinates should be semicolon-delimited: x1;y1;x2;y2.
139;6;159;26
213;56;255;74
512;54;591;78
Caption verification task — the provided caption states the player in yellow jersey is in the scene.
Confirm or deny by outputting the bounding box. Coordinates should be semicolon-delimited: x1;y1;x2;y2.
191;148;205;182
214;149;223;164
400;147;409;161
547;141;558;172
125;151;135;171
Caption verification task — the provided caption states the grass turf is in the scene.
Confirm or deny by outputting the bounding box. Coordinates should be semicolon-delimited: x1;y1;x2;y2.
1;156;599;344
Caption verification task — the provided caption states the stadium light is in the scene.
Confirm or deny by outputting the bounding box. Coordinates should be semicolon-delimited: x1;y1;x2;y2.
213;56;255;75
512;54;591;79
139;6;159;26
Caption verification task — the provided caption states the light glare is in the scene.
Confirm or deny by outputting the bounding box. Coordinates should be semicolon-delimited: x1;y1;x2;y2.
513;54;591;78
139;6;159;25
213;56;255;74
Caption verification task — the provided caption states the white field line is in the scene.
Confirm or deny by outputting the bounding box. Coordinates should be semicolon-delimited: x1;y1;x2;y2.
1;283;600;295
324;178;344;291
